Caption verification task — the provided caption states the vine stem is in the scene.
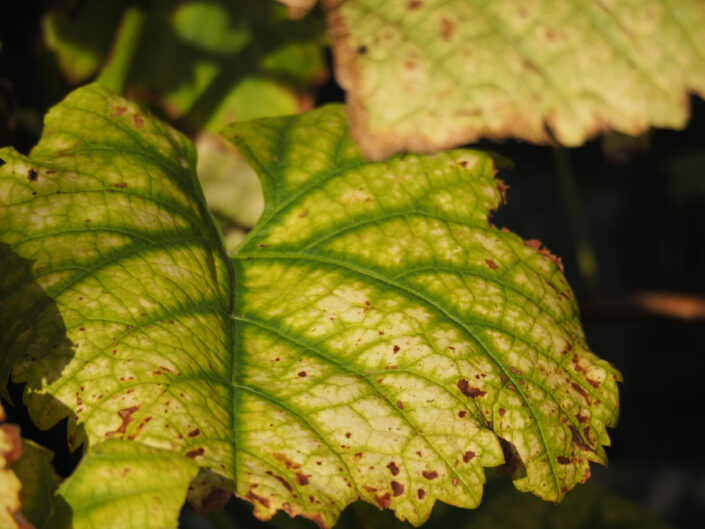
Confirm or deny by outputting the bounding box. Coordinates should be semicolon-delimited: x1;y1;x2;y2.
97;7;146;94
553;148;598;289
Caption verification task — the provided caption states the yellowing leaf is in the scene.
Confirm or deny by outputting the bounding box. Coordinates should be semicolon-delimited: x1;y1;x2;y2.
322;0;705;160
0;85;619;528
0;402;29;529
47;440;199;529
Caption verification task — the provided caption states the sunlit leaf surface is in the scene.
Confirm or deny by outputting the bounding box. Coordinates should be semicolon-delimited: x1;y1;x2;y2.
322;0;705;160
0;85;619;527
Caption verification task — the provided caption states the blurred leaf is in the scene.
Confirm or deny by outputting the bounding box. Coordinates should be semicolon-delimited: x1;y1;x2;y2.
322;0;705;160
665;150;705;206
43;0;326;131
0;401;27;529
10;440;60;529
601;131;651;164
195;132;264;252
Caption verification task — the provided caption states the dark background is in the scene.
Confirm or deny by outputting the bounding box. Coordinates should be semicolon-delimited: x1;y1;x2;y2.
2;2;704;528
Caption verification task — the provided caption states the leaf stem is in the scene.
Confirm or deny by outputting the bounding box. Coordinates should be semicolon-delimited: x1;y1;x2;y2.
97;6;146;94
553;148;598;288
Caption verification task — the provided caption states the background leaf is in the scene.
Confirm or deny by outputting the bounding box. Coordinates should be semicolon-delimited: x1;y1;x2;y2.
322;0;705;160
46;439;199;529
0;402;27;529
10;440;60;529
43;0;326;132
0;85;618;528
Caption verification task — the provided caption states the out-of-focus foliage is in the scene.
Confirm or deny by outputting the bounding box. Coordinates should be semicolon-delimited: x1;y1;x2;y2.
43;0;326;132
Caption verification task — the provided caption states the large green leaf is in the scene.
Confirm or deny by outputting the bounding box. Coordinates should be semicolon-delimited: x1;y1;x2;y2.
0;84;619;527
322;0;705;160
47;439;198;529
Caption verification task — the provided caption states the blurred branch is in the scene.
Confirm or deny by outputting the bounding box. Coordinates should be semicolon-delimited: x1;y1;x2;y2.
553;148;599;290
97;6;146;94
583;291;705;321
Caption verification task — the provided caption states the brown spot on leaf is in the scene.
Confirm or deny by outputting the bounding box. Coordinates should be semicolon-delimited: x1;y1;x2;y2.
440;18;454;40
498;408;506;417
539;247;564;271
27;169;38;182
345;432;351;438
363;485;377;493
298;371;307;377
417;488;426;498
584;425;592;441
386;461;400;475
571;382;592;404
266;470;293;491
246;490;270;508
396;400;404;410
187;428;200;438
457;379;486;398
186;447;205;458
408;0;422;9
391;481;404;496
375;493;392;509
133;114;144;128
105;406;139;437
557;456;571;464
463;450;476;462
458;410;466;418
357;45;368;55
485;259;499;270
422;470;438;480
393;345;400;353
295;471;311;485
569;425;594;452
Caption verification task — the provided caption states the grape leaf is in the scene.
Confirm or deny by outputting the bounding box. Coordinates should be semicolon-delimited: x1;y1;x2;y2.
46;440;198;529
10;439;60;529
0;402;27;529
0;84;619;527
321;0;705;160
